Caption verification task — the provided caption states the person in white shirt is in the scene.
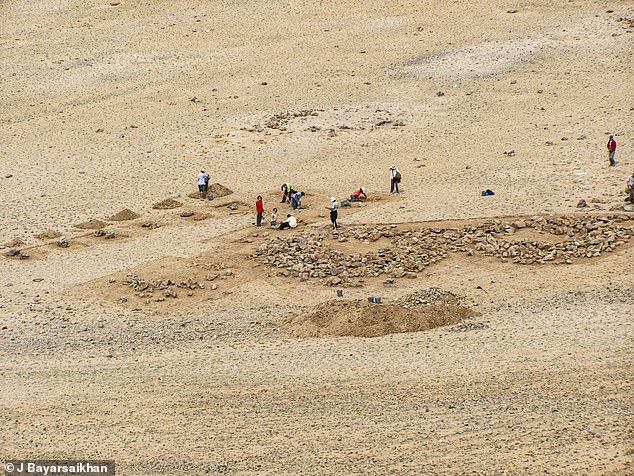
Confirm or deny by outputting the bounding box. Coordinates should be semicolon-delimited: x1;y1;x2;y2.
389;165;400;194
270;208;278;227
329;197;339;229
627;171;634;203
278;214;297;230
197;170;210;199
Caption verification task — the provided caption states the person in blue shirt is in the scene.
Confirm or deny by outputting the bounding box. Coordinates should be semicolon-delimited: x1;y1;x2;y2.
290;191;305;210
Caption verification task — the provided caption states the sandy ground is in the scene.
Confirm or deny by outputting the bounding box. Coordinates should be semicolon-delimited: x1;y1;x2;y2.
1;0;633;474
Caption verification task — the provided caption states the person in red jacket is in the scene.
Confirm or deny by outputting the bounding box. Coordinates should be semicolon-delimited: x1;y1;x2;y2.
255;196;264;228
607;135;617;166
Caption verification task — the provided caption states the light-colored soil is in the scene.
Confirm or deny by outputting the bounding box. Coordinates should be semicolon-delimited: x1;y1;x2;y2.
1;0;633;474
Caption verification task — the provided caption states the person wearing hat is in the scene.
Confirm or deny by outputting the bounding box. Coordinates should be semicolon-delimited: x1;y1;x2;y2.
329;197;339;230
607;135;617;166
349;186;367;201
389;165;401;194
197;170;210;199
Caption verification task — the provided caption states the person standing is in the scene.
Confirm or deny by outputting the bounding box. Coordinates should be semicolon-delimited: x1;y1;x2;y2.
255;196;264;228
389;165;401;194
607;135;617;166
197;170;210;199
329;197;339;229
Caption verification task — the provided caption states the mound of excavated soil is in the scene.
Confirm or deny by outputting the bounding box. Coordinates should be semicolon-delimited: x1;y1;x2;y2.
3;237;26;248
108;208;140;221
76;219;106;230
187;183;233;199
35;230;62;240
285;288;477;338
209;183;233;197
153;198;183;209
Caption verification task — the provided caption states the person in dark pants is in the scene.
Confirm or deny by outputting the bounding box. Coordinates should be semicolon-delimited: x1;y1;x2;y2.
255;196;264;228
280;183;294;203
290;191;305;210
329;197;339;229
278;214;297;230
607;135;617;166
389;165;401;194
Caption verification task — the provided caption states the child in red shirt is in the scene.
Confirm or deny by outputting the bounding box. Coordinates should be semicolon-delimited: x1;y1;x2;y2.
255;196;264;228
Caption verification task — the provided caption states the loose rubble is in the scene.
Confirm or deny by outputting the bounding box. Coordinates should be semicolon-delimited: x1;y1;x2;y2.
253;215;632;287
114;262;235;304
123;274;207;301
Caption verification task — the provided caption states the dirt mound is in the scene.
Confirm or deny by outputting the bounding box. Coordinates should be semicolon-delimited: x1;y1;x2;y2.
35;230;62;240
285;288;477;338
209;183;233;197
187;183;233;199
3;237;26;248
108;208;140;221
76;219;106;229
153;198;183;209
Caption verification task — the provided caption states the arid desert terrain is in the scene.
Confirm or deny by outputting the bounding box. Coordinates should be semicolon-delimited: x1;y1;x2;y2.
1;0;633;474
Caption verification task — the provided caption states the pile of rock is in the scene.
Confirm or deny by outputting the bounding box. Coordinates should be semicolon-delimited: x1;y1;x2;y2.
245;109;321;132
395;288;469;308
122;274;207;301
252;215;632;286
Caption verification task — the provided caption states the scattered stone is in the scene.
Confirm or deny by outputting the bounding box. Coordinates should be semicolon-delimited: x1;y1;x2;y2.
503;149;515;156
436;91;445;97
58;236;69;248
180;210;195;217
5;248;19;257
104;231;116;239
449;321;488;332
94;229;106;237
19;251;30;260
5;174;13;178
141;221;161;229
251;217;632;286
577;199;588;208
